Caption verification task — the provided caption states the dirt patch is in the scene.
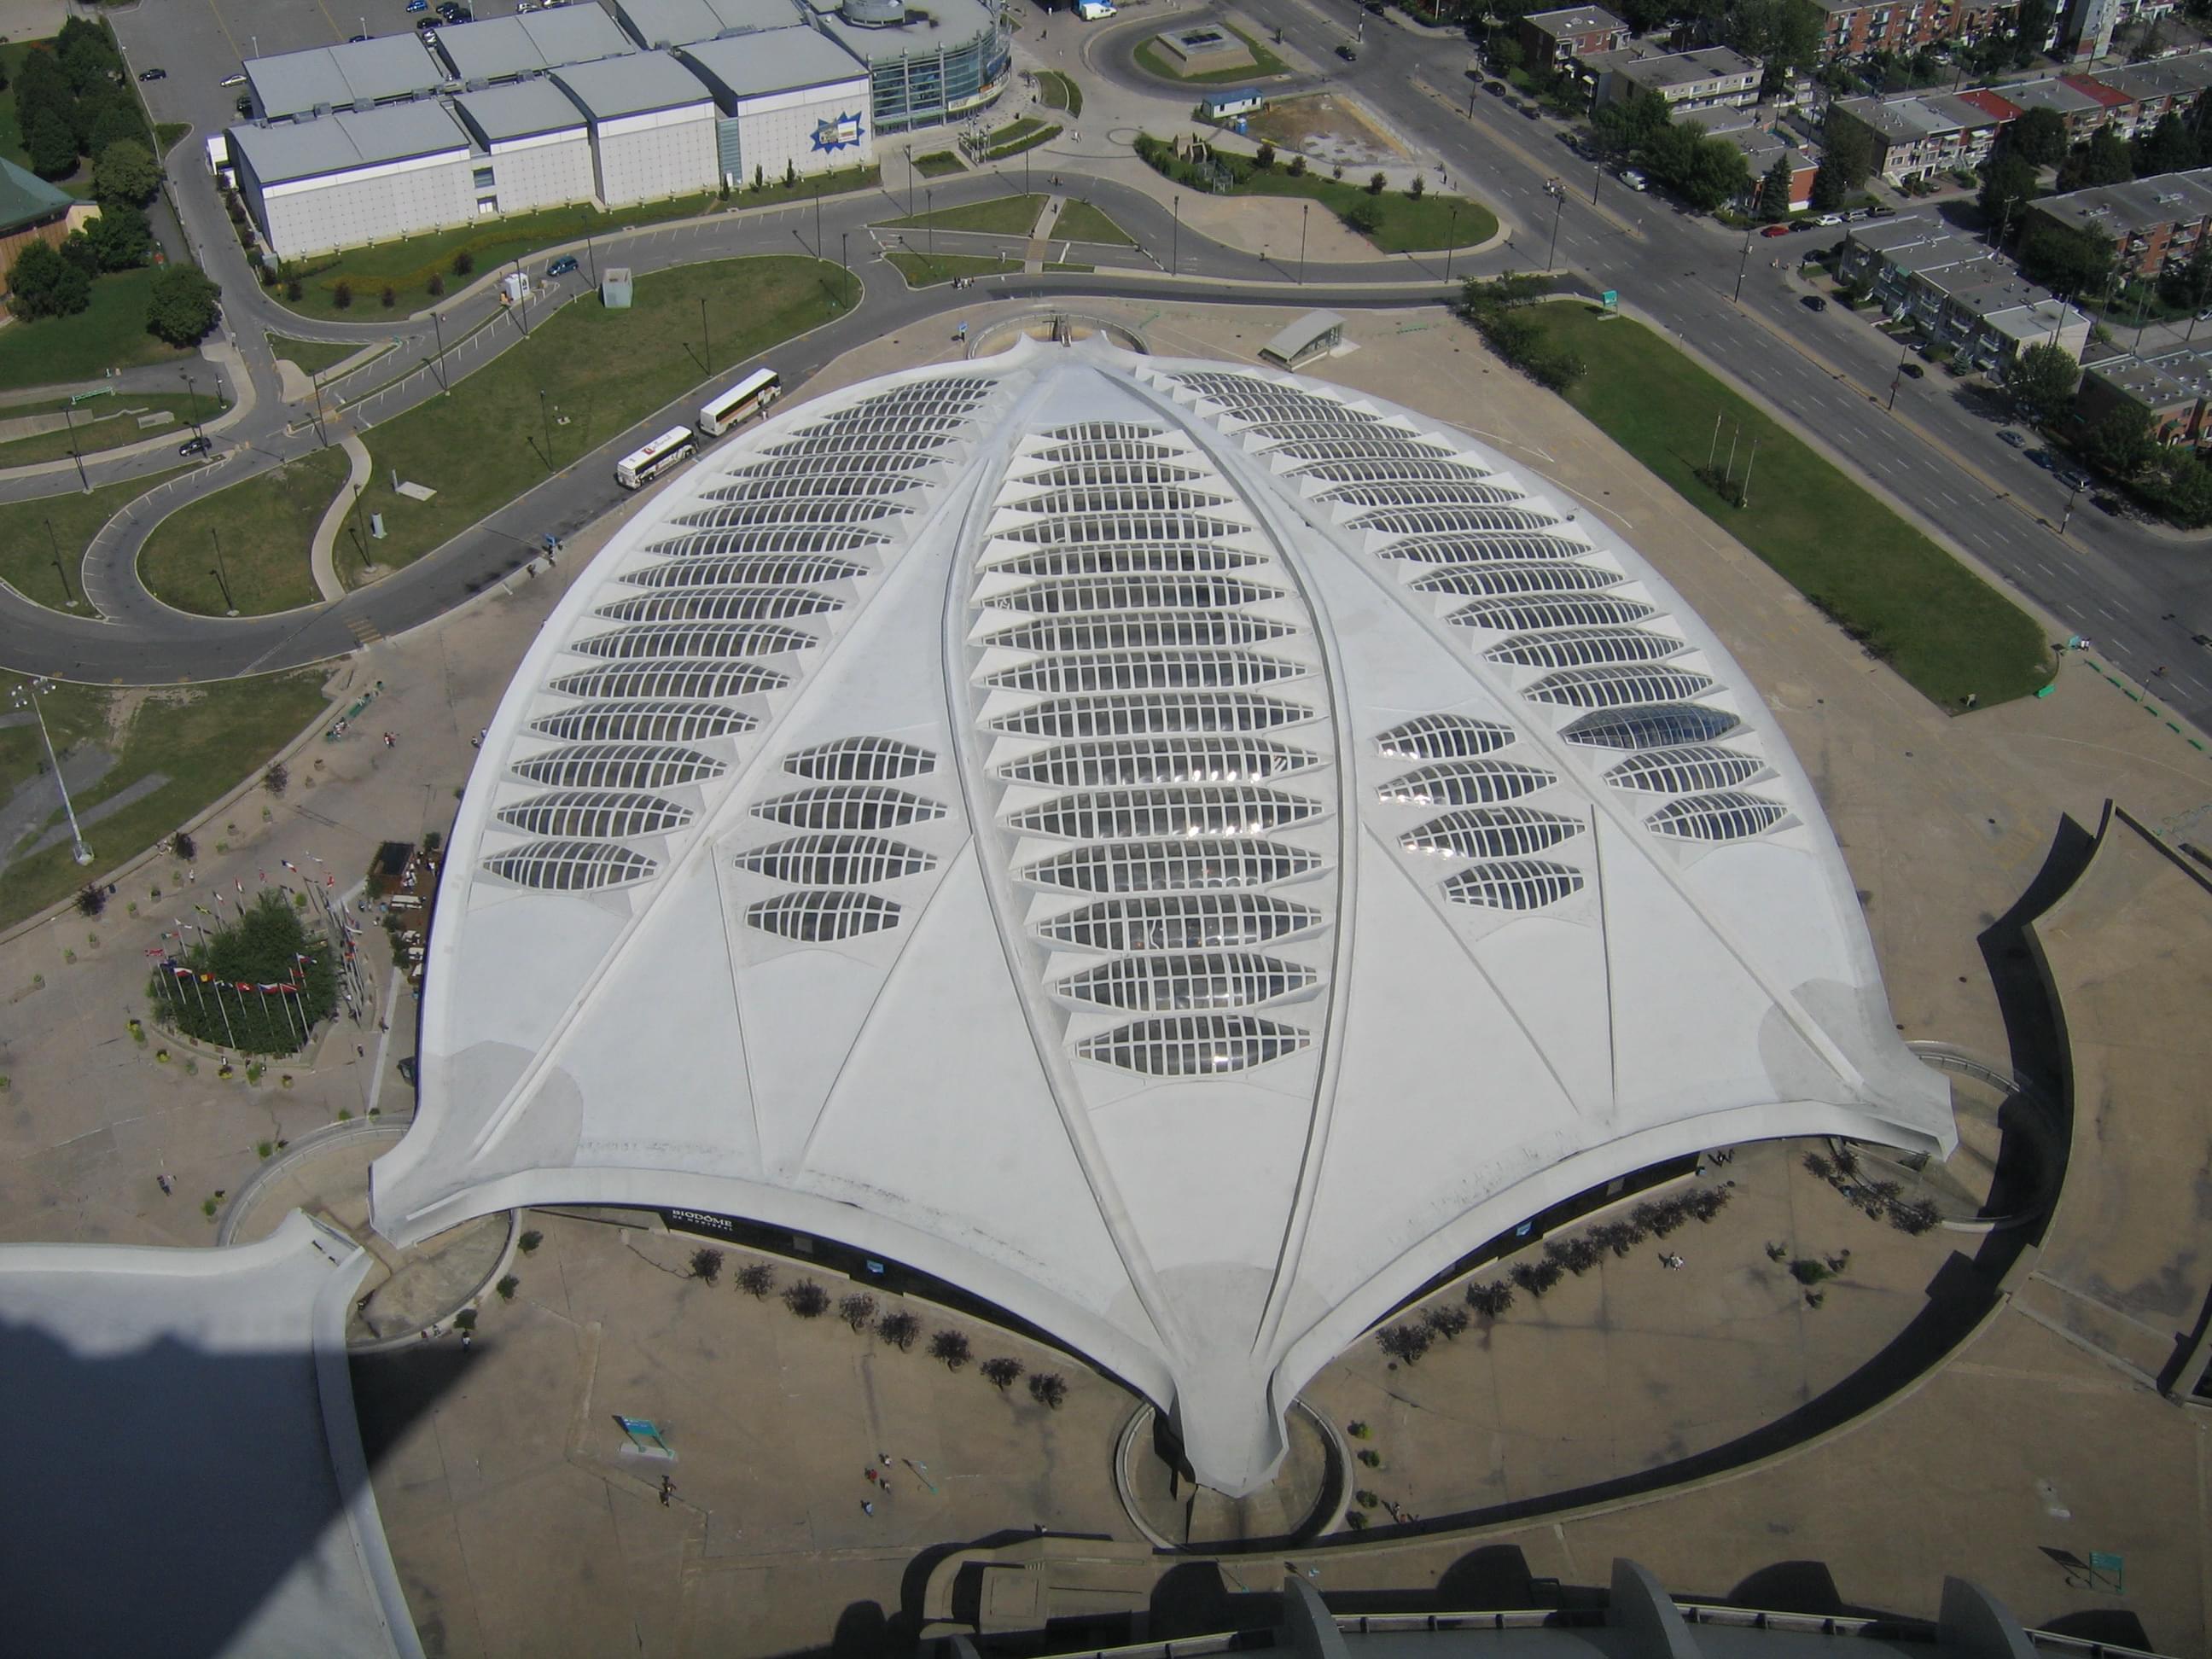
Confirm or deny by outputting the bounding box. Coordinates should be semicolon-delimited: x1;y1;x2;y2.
1246;93;1409;169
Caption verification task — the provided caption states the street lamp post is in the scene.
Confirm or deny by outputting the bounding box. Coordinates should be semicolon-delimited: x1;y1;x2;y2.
585;230;597;285
60;400;88;493
430;308;450;395
2060;475;2083;537
10;678;91;865
1732;226;1752;303
210;527;237;614
814;183;824;259
539;388;554;467
1445;203;1459;282
1545;181;1566;273
1172;193;1181;277
1298;201;1308;286
1888;333;1912;411
700;295;713;375
841;229;851;299
928;188;935;255
180;371;205;441
45;520;75;608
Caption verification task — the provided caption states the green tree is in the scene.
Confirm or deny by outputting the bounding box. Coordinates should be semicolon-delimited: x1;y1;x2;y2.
2018;218;2116;297
23;106;78;178
5;238;90;319
2011;0;2057;66
2160;236;2212;311
91;137;159;210
2003;107;2069;167
1809;154;1850;212
145;263;220;346
83;201;151;271
2055;127;2133;191
1342;197;1384;236
1756;157;1794;221
1589;86;1671;163
1726;0;1825;90
84;93;148;156
55;17;120;92
1821;105;1877;193
2002;341;2081;425
1977;154;2038;236
2150;452;2212;527
148;889;337;1056
2133;109;2200;177
2080;403;2160;479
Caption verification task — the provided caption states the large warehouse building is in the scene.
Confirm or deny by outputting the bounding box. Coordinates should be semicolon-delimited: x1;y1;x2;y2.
370;342;1955;1499
223;0;936;259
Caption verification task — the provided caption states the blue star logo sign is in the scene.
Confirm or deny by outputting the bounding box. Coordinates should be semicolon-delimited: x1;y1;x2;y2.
812;112;864;154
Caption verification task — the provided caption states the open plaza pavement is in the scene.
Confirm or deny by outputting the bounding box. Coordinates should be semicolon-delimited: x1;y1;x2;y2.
1;299;2208;1655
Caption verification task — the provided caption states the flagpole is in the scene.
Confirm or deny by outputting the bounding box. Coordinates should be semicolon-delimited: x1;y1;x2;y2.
210;980;237;1051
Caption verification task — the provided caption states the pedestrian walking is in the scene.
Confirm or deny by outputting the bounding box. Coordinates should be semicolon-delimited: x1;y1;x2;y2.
156;1174;172;1196
660;1476;675;1507
878;1453;891;1468
460;1329;472;1351
864;1468;878;1484
862;1500;875;1516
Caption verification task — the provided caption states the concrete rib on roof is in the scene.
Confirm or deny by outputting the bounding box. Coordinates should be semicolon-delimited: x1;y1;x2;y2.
678;27;865;102
228;102;471;187
246;35;445;119
455;78;590;144
434;8;635;80
817;0;997;61
613;0;802;47
550;49;716;119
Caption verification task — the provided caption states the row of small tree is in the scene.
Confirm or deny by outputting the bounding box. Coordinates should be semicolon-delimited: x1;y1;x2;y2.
13;20;147;180
689;1250;1071;1408
1458;272;1585;392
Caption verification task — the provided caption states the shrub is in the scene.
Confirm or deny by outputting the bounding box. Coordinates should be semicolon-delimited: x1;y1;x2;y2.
172;830;196;861
426;273;444;297
1789;1258;1832;1285
496;1274;519;1300
879;1310;921;1350
285;277;302;301
1027;1371;1068;1409
1592;1220;1642;1256
1355;1488;1379;1508
76;884;106;917
1347;1420;1370;1438
1288;153;1307;177
1255;140;1276;170
1891;1197;1941;1235
519;1230;543;1254
380;284;395;308
333;280;352;311
689;1247;724;1285
263;762;288;796
1342;198;1384;236
1510;1256;1564;1296
1357;1447;1382;1468
783;1278;829;1318
1407;172;1425;200
981;1356;1024;1390
928;1329;972;1370
451;250;475;276
838;1292;877;1331
1685;1187;1732;1222
1368;171;1388;195
736;1261;776;1299
1347;1510;1370;1530
1804;1151;1834;1181
1424;1303;1470;1341
1466;1279;1516;1317
1377;1323;1432;1365
454;1308;477;1330
1546;1235;1604;1275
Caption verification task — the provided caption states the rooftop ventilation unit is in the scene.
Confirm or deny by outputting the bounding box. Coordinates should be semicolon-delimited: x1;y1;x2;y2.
842;0;906;23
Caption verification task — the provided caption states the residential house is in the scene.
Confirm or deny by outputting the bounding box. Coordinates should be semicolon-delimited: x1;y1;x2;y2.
1518;6;1629;76
1716;124;1821;210
2085;53;2212;137
1994;73;2118;139
0;156;87;295
1838;214;2093;365
1831;91;2008;185
2075;342;2212;441
1587;45;1762;116
2027;166;2212;279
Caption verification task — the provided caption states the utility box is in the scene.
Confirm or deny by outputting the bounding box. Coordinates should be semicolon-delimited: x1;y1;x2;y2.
499;271;533;306
601;267;633;309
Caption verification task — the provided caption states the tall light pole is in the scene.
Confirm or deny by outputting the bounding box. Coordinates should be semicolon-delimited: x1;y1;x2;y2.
429;308;450;395
1887;332;1911;411
60;400;87;493
1445;202;1459;282
585;229;597;285
45;520;75;608
11;678;91;865
1298;201;1308;285
539;387;554;467
180;371;205;442
1545;180;1566;273
1172;192;1181;277
813;182;824;259
1732;225;1753;303
700;295;712;375
210;527;237;614
928;187;935;255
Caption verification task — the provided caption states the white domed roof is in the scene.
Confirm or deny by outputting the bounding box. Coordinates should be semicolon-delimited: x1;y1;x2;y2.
371;340;1952;1495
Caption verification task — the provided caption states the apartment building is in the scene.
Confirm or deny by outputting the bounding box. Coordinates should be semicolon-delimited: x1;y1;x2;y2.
1588;45;1762;114
1518;5;1630;73
2075;343;2212;442
1831;90;2008;184
1839;214;2093;365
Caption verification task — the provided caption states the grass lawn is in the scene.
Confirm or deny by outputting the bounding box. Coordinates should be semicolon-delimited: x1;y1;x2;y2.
0;391;227;467
0;266;197;391
912;150;967;178
1045;261;1096;273
155;121;189;155
265;334;376;380
1036;69;1084;118
886;250;1019;287
1134;25;1287;84
0;671;331;933
1522;305;2050;708
1239;171;1495;253
272;166;878;322
347;256;854;585
876;193;1045;236
0;464;185;610
1053;200;1135;246
985;124;1062;160
138;444;352;616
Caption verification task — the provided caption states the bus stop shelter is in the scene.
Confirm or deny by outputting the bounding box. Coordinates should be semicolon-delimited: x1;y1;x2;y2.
1259;310;1345;369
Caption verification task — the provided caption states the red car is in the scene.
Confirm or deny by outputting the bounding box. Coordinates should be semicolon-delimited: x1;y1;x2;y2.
1760;223;1793;237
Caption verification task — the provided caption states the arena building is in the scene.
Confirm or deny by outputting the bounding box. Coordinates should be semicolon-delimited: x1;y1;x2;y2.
370;341;1954;1498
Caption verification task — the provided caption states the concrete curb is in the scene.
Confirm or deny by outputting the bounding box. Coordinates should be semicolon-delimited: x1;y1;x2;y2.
309;434;372;603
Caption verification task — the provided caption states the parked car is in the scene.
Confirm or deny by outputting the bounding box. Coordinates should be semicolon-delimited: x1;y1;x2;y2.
1900;361;1924;378
348;31;370;41
236;93;253;115
546;254;579;277
1761;223;1791;237
1816;212;1843;226
1336;41;1357;59
1520;103;1540;119
416;16;439;29
1999;428;2026;447
2193;632;2212;650
2056;469;2089;492
1484;79;1506;95
137;67;166;82
1801;294;1827;311
2093;492;2125;515
1789;218;1818;231
407;0;428;9
2027;448;2053;469
1619;167;1647;191
178;434;212;457
218;71;247;86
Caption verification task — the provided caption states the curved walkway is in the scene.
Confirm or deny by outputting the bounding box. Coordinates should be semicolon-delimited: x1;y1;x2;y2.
308;434;372;605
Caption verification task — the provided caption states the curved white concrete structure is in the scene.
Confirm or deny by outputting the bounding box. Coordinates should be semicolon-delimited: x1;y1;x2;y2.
372;340;1953;1496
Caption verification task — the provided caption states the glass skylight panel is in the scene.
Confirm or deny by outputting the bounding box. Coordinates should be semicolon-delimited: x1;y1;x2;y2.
1452;596;1658;631
762;433;954;459
596;589;843;622
783;736;938;780
1011;486;1235;516
1041;422;1170;442
531;701;756;743
496;790;693;839
672;501;906;530
572;621;818;661
1289;459;1486;483
621;553;870;590
725;451;933;479
701;473;922;504
1007;786;1321;841
1401;806;1582;859
1561;705;1741;750
997;515;1248;547
1021;839;1319;894
1647;791;1787;842
994;736;1318;788
737;834;935;884
1378;533;1589;564
1321;482;1525;508
1484;628;1685;669
1441;859;1586;911
1055;952;1317;1012
512;742;727;790
1522;666;1716;709
1239;420;1406;443
1377;760;1556;806
481;840;656;892
1604;746;1766;794
548;662;790;700
982;544;1265;579
1022;462;1206;488
1411;562;1621;597
752;786;946;830
982;612;1295;653
990;692;1312;739
1076;1015;1310;1077
1374;714;1516;759
983;576;1279;614
1033;439;1188;464
1353;507;1561;535
1263;437;1458;463
980;650;1303;696
745;890;903;941
1036;893;1320;952
633;536;877;568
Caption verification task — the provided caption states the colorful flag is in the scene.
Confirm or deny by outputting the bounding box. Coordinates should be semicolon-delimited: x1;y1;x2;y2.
143;946;163;958
282;860;298;873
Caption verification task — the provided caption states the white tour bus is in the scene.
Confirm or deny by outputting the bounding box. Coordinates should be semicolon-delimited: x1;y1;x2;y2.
614;426;696;490
697;366;783;438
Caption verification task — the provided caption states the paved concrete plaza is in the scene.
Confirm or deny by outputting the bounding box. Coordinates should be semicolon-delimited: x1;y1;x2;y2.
1;301;2207;1654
